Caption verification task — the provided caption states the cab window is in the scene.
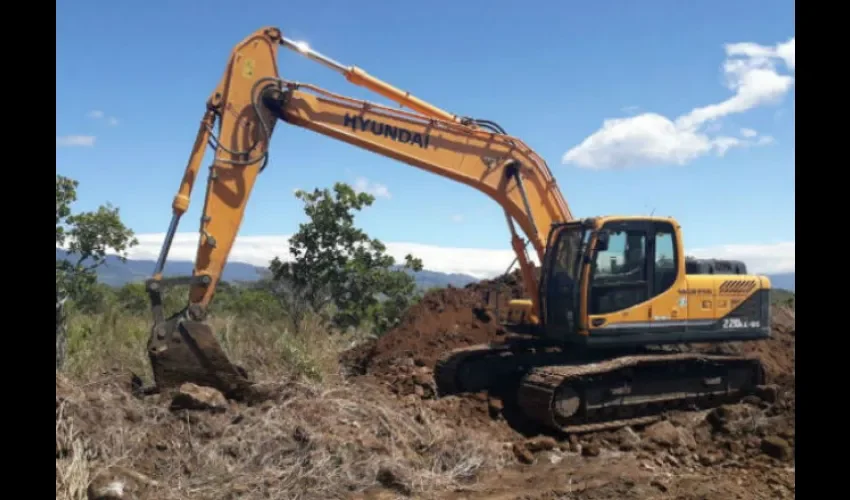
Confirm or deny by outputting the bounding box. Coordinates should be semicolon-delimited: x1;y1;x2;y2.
589;226;648;315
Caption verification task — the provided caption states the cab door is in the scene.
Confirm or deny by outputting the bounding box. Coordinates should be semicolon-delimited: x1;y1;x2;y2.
647;220;687;329
542;225;588;341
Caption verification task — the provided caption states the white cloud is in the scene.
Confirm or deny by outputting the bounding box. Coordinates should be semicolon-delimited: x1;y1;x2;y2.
353;177;391;199
87;109;119;126
114;232;793;279
118;233;537;279
56;135;96;147
451;214;464;223
563;36;794;169
725;38;794;71
738;127;775;145
562;113;742;168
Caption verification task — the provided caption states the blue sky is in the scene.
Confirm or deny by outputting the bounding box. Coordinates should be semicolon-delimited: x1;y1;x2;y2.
56;0;795;278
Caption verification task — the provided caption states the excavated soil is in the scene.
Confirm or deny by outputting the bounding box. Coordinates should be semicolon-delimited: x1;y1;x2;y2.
341;271;529;378
339;271;533;441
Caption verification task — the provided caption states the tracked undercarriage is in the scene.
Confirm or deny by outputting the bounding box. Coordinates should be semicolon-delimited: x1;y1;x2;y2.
434;340;765;434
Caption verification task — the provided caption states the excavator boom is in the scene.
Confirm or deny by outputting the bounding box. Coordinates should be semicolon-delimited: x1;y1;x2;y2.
269;82;573;305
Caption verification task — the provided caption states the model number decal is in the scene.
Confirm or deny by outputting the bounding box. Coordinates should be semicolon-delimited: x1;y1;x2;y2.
722;318;760;329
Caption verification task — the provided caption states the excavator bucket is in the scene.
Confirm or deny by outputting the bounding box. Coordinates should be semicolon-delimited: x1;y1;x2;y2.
147;315;253;397
146;280;253;398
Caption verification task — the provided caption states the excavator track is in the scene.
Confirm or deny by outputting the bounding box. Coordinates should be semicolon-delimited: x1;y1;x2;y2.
434;339;564;395
517;352;765;434
434;342;766;435
434;343;514;395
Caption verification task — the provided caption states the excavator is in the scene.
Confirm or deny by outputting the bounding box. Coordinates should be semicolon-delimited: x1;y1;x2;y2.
145;27;772;434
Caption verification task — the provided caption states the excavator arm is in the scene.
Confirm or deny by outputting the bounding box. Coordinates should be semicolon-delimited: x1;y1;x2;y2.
269;83;573;307
145;27;571;396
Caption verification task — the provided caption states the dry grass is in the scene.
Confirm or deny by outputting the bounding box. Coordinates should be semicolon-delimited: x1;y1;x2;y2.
56;306;509;499
62;306;359;386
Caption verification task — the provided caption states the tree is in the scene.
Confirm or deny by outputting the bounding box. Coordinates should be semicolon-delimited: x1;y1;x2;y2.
56;275;67;370
56;175;77;370
269;182;423;334
55;174;139;311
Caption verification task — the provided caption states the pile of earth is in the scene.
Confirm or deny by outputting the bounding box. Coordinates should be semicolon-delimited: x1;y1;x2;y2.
340;269;529;382
337;269;533;440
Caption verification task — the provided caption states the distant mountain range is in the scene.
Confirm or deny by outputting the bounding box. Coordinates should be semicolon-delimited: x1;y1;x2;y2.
55;249;479;290
55;249;794;292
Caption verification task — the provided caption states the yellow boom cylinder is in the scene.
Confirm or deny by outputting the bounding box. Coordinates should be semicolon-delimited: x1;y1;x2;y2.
280;37;461;123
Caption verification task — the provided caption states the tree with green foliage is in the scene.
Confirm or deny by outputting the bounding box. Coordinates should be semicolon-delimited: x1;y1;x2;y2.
56;174;138;368
56;174;139;309
269;182;423;334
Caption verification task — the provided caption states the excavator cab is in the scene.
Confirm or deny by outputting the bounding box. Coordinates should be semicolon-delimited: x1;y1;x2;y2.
538;215;771;346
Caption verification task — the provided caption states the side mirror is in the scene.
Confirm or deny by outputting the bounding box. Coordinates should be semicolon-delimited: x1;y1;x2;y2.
596;231;610;252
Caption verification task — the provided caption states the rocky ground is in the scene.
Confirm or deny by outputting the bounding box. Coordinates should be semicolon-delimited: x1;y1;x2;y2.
56;273;795;499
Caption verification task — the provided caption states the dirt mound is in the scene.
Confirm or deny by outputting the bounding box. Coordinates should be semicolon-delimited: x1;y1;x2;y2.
360;288;500;370
744;305;795;381
342;270;529;379
337;271;535;441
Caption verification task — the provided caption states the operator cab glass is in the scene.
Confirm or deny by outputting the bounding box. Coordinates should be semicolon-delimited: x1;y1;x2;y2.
588;219;678;316
542;218;681;343
588;223;649;315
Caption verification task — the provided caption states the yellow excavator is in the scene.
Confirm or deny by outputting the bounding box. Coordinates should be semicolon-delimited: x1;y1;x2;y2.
145;27;772;433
